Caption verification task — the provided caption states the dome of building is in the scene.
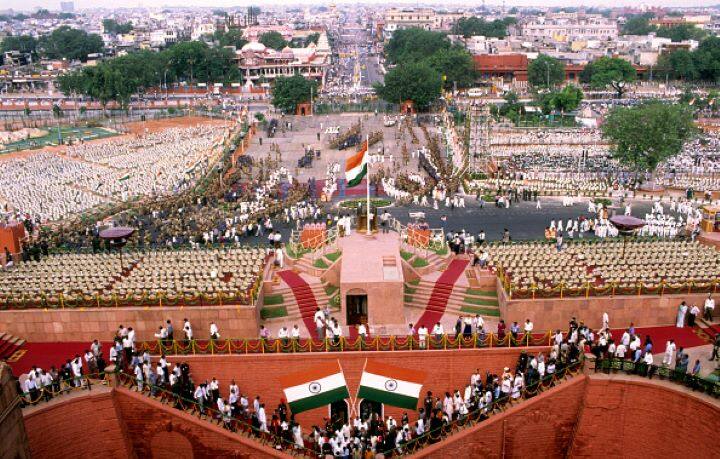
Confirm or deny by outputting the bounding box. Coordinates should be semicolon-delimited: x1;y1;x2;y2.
241;41;266;52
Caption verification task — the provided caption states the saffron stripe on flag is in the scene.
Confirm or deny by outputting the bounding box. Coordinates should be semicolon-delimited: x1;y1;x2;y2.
357;386;419;410
279;361;342;388
345;145;367;171
364;360;426;384
288;386;350;413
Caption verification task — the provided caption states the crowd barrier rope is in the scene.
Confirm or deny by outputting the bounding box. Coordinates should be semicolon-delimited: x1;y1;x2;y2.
19;371;111;406
594;358;720;398
138;331;555;356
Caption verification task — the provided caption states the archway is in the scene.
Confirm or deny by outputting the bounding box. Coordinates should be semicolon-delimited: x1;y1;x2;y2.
150;430;194;459
329;399;349;428
359;399;383;421
346;288;368;326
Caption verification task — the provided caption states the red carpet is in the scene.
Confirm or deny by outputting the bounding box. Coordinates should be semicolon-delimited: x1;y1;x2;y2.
416;259;469;330
277;270;320;339
609;326;708;354
7;341;113;376
0;333;24;361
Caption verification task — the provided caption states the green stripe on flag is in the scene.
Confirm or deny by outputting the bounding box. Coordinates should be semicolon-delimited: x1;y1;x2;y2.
357;386;419;410
346;163;367;188
288;386;350;414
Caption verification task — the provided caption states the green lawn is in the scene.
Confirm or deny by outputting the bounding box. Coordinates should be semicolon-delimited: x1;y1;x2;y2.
400;250;413;261
263;294;284;306
411;257;429;268
466;288;498;297
260;306;288;319
404;286;417;294
325;251;342;262
286;244;310;260
408;279;420;286
404;294;414;303
433;245;449;256
463;296;499;306
313;258;329;269
460;305;501;316
324;284;339;296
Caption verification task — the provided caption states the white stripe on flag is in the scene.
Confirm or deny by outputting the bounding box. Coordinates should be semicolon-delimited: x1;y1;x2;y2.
360;371;423;398
284;372;346;403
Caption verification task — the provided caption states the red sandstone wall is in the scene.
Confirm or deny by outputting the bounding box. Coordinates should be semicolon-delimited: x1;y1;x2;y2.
0;304;259;342
410;375;588;458
498;289;713;331
569;378;720;458
24;391;133;459
179;347;547;428
113;388;285;458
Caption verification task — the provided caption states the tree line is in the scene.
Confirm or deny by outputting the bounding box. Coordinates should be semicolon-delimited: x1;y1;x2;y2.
1;26;104;61
57;41;239;108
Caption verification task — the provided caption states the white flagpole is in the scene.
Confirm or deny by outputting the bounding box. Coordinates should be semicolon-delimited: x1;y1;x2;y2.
366;135;371;234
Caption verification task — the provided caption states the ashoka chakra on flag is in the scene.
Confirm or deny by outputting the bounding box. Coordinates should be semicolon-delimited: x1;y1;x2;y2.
279;362;349;414
358;360;426;410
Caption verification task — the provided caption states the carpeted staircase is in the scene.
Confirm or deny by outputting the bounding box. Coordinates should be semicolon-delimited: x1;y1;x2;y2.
0;332;25;361
277;270;321;339
415;259;469;329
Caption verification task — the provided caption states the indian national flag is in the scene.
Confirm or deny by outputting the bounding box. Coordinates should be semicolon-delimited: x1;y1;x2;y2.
357;360;426;410
280;362;350;414
345;142;368;188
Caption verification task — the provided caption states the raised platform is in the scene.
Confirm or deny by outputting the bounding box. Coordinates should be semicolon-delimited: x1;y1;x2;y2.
699;231;720;250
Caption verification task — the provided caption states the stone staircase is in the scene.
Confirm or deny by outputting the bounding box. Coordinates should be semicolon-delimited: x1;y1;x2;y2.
404;279;501;318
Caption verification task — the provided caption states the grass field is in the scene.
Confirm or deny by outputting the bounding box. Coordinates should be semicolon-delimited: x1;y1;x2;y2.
263;294;284;306
260;306;288;319
1;126;117;154
460;305;501;316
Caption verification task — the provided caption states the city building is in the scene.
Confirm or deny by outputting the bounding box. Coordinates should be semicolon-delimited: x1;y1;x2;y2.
521;12;618;42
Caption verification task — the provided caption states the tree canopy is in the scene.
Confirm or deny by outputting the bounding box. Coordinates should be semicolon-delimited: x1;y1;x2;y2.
382;28;475;93
656;24;707;43
271;75;318;113
38;26;104;61
580;57;636;98
451;16;516;38
103;19;133;35
384;28;451;65
535;85;583;114
0;35;38;55
374;62;442;110
621;14;656;35
648;37;720;83
259;31;288;50
58;41;240;107
527;54;565;88
601;102;696;172
214;28;248;49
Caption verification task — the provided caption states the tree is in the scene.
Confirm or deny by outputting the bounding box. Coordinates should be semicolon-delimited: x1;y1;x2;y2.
655;49;698;81
621;15;656;36
528;54;565;88
656;24;707;43
39;26;103;61
551;84;583;113
103;19;133;35
1;35;38;55
271;75;318;113
259;31;287;50
214;29;248;49
384;28;450;65
425;46;476;90
451;17;515;38
693;37;720;82
374;62;442;110
581;57;636;98
601;102;696;173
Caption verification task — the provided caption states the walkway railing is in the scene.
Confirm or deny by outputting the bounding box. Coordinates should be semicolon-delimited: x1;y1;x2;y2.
19;372;110;407
594;358;720;398
379;360;584;457
138;332;554;355
116;372;316;458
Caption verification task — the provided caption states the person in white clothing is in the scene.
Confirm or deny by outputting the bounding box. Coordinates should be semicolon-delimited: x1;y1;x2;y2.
210;322;220;340
663;339;677;366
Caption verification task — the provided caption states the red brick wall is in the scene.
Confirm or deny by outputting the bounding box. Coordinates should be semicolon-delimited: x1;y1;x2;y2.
569;378;720;458
411;375;588;458
0;304;259;342
178;347;548;428
498;288;713;331
24;392;133;459
113;388;285;458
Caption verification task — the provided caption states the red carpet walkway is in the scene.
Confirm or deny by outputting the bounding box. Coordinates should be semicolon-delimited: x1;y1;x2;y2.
7;341;114;376
277;270;320;339
609;326;708;354
416;259;469;330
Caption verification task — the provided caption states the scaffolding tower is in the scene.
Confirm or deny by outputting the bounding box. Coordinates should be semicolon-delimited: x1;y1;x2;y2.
467;102;492;174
